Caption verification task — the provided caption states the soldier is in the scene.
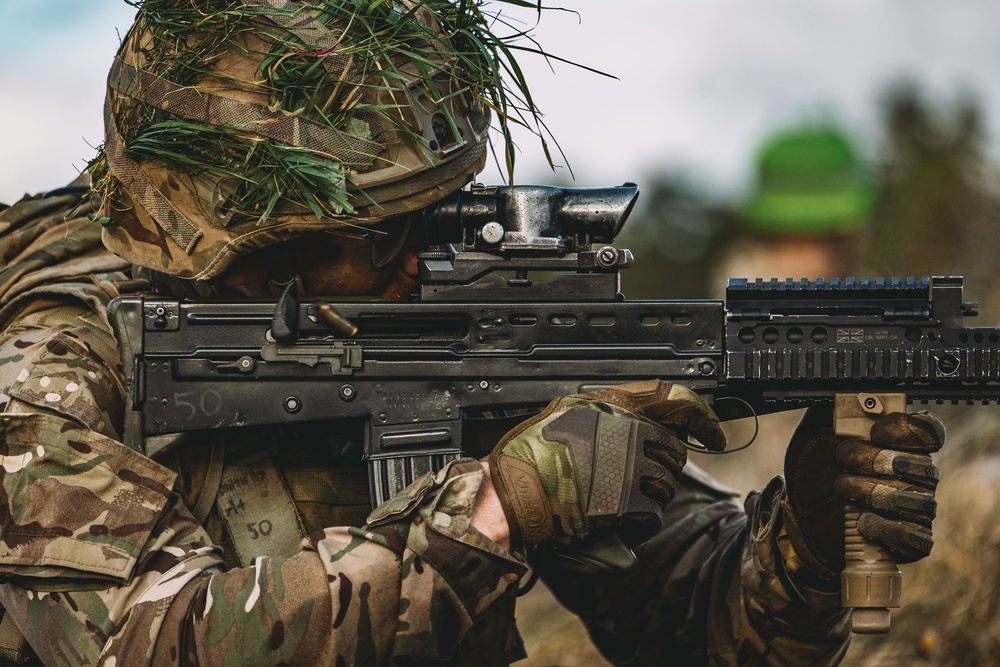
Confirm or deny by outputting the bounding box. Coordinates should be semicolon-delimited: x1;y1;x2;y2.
718;124;878;289
0;2;942;665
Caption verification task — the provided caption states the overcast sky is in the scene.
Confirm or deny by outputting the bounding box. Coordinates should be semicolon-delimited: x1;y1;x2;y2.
2;1;1000;204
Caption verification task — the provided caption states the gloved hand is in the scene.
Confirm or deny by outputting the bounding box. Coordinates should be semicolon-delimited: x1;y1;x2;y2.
783;406;944;577
488;380;726;548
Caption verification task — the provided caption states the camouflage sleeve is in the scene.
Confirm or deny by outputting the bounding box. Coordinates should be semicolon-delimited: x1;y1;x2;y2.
100;458;521;665
0;304;526;665
535;463;851;666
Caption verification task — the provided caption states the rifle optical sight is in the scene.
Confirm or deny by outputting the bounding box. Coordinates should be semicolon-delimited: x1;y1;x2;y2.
421;183;639;253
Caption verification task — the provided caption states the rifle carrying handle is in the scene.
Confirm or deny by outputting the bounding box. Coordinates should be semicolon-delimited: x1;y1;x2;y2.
833;392;906;634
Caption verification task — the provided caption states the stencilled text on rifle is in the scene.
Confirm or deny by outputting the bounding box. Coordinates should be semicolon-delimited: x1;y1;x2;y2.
172;390;224;420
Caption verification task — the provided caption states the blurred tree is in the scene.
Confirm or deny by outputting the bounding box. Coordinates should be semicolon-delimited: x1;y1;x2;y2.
845;81;1000;667
617;171;736;299
863;81;1000;317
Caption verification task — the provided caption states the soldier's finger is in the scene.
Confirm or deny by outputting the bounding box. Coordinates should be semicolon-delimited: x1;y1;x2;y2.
633;421;681;509
640;385;727;453
870;411;945;453
639;469;678;509
580;382;727;452
834;475;937;523
642;428;687;474
836;440;938;490
856;513;934;563
580;379;674;413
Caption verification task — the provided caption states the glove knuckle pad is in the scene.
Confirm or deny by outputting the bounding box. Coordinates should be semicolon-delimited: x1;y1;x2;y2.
839;443;937;485
857;513;933;563
542;408;676;520
836;477;936;519
892;489;937;518
891;455;939;487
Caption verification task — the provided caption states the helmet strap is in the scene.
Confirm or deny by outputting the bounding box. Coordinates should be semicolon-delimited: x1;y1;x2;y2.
370;214;413;269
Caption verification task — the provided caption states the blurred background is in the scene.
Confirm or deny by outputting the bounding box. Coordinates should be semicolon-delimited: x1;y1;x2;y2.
4;1;1000;665
5;0;1000;205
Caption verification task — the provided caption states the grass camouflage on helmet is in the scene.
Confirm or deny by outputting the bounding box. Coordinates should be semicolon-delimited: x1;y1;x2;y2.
91;0;574;279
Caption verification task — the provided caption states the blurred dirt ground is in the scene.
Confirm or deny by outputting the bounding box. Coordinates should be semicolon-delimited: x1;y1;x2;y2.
515;407;1000;666
516;581;611;667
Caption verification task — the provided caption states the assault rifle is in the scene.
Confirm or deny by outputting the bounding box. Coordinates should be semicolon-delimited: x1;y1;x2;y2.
110;183;998;633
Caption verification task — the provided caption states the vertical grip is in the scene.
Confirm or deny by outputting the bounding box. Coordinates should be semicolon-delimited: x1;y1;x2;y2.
841;503;900;633
833;392;907;634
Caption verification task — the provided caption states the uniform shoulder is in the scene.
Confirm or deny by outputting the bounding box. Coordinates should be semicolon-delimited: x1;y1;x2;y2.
0;180;131;332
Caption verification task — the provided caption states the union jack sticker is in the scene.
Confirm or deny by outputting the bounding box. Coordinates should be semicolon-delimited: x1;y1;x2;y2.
837;328;865;344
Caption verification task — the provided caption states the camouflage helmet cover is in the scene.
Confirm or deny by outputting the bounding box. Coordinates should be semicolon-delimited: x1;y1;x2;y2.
96;0;493;280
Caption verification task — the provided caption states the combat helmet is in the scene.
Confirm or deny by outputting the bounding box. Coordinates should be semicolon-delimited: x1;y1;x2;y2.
92;0;537;280
743;125;878;236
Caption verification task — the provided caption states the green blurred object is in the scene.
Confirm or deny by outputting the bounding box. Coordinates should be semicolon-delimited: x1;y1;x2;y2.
744;126;877;235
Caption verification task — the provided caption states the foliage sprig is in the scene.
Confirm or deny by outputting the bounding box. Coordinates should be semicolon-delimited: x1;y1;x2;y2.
90;0;603;223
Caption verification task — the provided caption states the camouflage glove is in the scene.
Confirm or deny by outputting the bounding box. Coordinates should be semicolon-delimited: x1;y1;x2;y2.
488;380;726;548
783;406;944;577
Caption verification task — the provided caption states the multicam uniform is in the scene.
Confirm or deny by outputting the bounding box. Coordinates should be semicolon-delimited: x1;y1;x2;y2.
0;187;850;665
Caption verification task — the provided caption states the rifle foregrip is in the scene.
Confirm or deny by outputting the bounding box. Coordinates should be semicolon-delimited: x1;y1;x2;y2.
841;504;900;633
833;392;907;634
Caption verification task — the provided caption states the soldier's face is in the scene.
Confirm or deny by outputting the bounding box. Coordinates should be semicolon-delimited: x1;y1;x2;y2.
217;217;421;301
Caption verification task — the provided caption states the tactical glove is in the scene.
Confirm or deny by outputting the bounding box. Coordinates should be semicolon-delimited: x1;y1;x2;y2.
783;406;944;577
488;380;726;548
